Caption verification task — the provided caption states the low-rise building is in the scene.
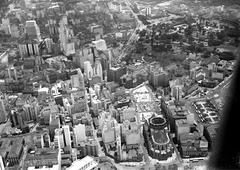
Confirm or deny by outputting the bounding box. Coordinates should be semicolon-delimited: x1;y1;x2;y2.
179;132;208;158
204;123;219;150
67;156;98;170
24;148;60;170
7;138;24;166
0;137;24;167
79;139;98;157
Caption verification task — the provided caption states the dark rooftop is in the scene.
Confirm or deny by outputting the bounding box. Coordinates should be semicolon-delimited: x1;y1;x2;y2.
8;138;24;158
25;148;58;167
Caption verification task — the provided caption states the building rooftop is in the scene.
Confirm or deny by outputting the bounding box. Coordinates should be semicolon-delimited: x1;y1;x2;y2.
206;123;219;138
25;148;59;167
167;103;189;118
179;131;206;142
131;83;154;103
175;119;190;127
0;138;11;157
18;33;40;44
67;156;98;170
8;138;24;158
15;94;34;106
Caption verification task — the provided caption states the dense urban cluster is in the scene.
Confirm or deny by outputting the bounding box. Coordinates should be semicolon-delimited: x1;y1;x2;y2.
0;0;239;170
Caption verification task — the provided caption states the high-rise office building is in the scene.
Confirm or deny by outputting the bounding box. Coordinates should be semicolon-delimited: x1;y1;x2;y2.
54;129;65;149
146;7;151;16
73;47;94;69
149;68;169;88
58;16;75;56
54;95;64;106
7;67;17;80
19;39;40;57
22;104;37;122
94;58;103;81
0;51;8;65
0;155;5;170
34;133;44;148
25;20;41;40
47;17;58;36
74;124;86;146
1;18;11;35
172;85;183;101
71;69;85;89
62;125;72;148
45;38;53;53
84;61;94;80
24;0;32;8
10;110;25;129
107;66;126;83
0;97;6;124
49;113;60;142
9;24;20;38
175;119;193;140
92;39;107;51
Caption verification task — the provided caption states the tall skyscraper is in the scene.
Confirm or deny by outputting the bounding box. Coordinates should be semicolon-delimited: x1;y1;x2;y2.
94;58;103;81
146;7;151;16
71;69;85;89
7;67;17;80
62;125;72;148
172;85;183;101
58;16;75;56
22;104;37;122
74;124;86;146
84;61;94;80
24;0;32;8
74;47;94;69
92;39;107;51
45;38;53;53
54;129;65;149
25;20;41;40
0;97;6;123
18;39;40;57
107;49;112;69
0;50;8;65
49;113;60;141
107;66;126;83
0;156;5;170
149;68;169;88
10;110;25;129
1;18;11;35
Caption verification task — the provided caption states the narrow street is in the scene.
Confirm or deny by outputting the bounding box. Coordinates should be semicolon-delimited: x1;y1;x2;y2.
140;132;151;169
18;145;28;170
91;119;105;157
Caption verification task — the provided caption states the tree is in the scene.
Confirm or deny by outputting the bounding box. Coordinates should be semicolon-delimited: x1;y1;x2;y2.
0;0;8;7
185;24;193;37
202;51;211;58
171;33;181;41
154;163;163;170
139;29;146;37
216;31;226;40
226;28;240;38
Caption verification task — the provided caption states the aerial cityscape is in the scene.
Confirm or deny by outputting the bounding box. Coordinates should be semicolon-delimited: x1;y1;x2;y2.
0;0;239;169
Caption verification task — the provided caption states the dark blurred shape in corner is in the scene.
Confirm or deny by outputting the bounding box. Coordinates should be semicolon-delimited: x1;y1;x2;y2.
209;51;240;170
